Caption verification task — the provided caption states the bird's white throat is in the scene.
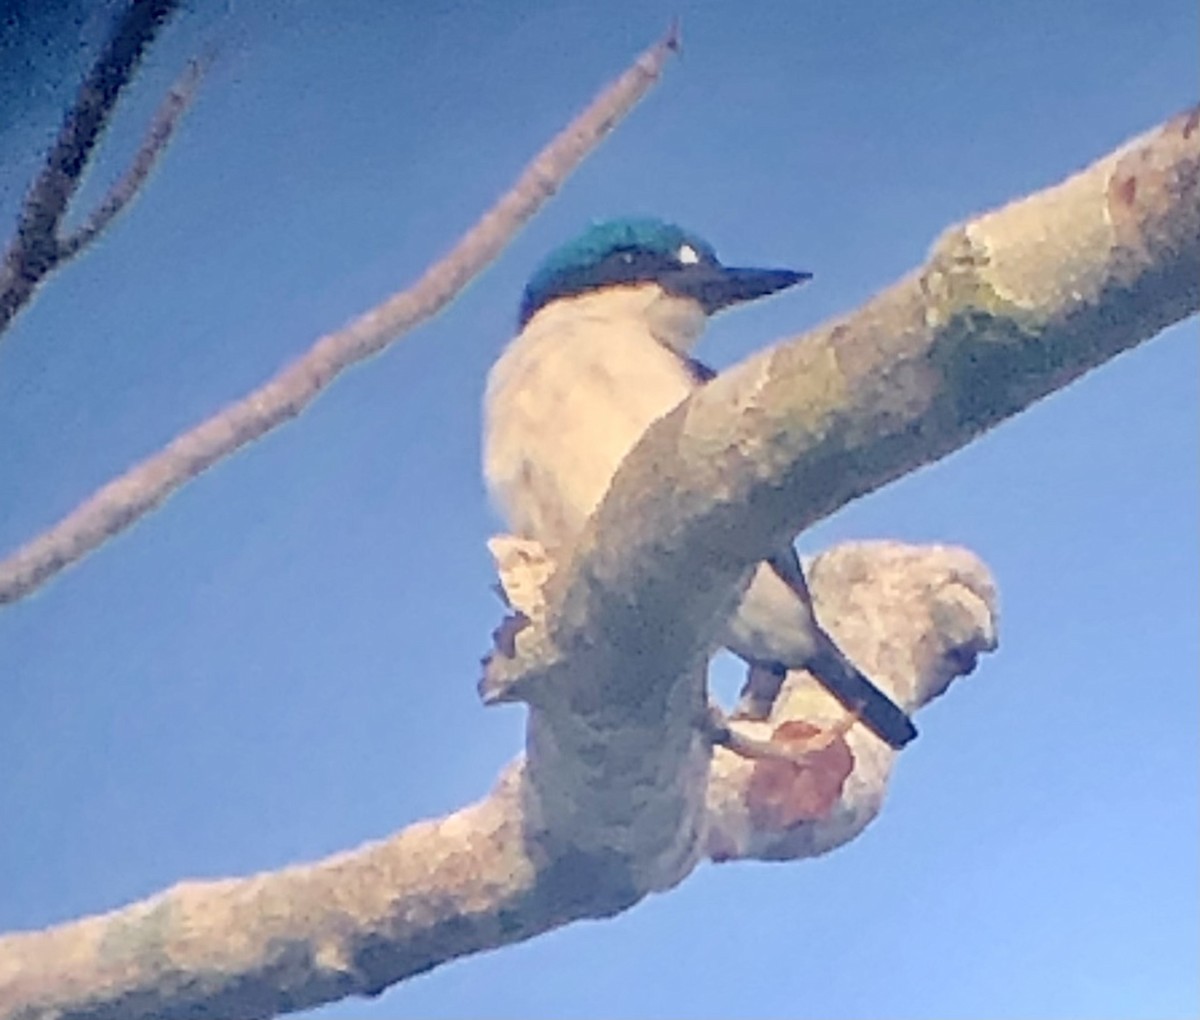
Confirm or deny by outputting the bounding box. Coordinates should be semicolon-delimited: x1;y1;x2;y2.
527;283;708;356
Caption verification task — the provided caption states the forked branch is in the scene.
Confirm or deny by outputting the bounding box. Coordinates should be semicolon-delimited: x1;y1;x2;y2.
0;0;192;334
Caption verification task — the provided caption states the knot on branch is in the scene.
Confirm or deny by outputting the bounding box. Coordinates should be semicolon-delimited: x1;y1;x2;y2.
705;541;999;863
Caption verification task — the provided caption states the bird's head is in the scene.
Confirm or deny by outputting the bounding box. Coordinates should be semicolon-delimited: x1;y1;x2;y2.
518;217;810;329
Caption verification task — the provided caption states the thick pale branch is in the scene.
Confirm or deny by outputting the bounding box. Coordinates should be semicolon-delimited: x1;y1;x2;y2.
560;104;1198;647
0;541;993;1020
0;0;183;334
0;24;681;607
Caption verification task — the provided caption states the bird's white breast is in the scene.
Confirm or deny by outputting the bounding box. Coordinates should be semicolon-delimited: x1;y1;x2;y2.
483;288;703;550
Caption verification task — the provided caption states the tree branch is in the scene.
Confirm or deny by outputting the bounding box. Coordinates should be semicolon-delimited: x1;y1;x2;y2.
569;103;1199;582
56;53;209;262
0;0;185;335
0;23;682;607
0;104;1191;1019
0;541;997;1020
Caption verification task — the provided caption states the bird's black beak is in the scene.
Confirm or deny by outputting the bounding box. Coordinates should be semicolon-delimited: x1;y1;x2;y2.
663;263;811;314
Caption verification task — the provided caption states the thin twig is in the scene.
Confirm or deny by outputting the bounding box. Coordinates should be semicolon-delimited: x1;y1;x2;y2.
0;0;184;335
57;53;210;261
0;25;682;606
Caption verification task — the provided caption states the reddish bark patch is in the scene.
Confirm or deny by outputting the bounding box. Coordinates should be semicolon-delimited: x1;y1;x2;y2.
745;720;855;830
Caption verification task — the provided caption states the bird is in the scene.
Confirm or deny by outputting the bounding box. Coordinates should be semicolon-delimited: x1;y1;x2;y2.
482;217;917;750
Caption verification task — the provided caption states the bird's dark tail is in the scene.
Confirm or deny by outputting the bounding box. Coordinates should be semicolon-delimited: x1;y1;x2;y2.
805;638;918;749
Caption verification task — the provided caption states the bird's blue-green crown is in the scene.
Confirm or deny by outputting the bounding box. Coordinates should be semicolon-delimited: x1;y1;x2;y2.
519;217;720;326
518;216;809;326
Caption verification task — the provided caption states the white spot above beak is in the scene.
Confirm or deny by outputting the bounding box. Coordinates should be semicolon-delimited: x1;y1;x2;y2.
677;244;700;265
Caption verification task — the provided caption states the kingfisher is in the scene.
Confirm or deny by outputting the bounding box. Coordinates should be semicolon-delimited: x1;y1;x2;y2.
483;217;917;751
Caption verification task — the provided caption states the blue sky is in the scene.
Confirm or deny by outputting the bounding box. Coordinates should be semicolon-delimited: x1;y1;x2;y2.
0;2;1196;1017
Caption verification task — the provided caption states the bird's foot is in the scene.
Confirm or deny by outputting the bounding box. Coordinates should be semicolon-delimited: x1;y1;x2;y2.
729;661;787;722
709;701;865;768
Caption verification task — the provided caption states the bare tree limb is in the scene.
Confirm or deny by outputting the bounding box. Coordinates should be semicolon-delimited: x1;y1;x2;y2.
0;23;682;607
0;105;1192;1020
0;0;184;334
0;541;997;1020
